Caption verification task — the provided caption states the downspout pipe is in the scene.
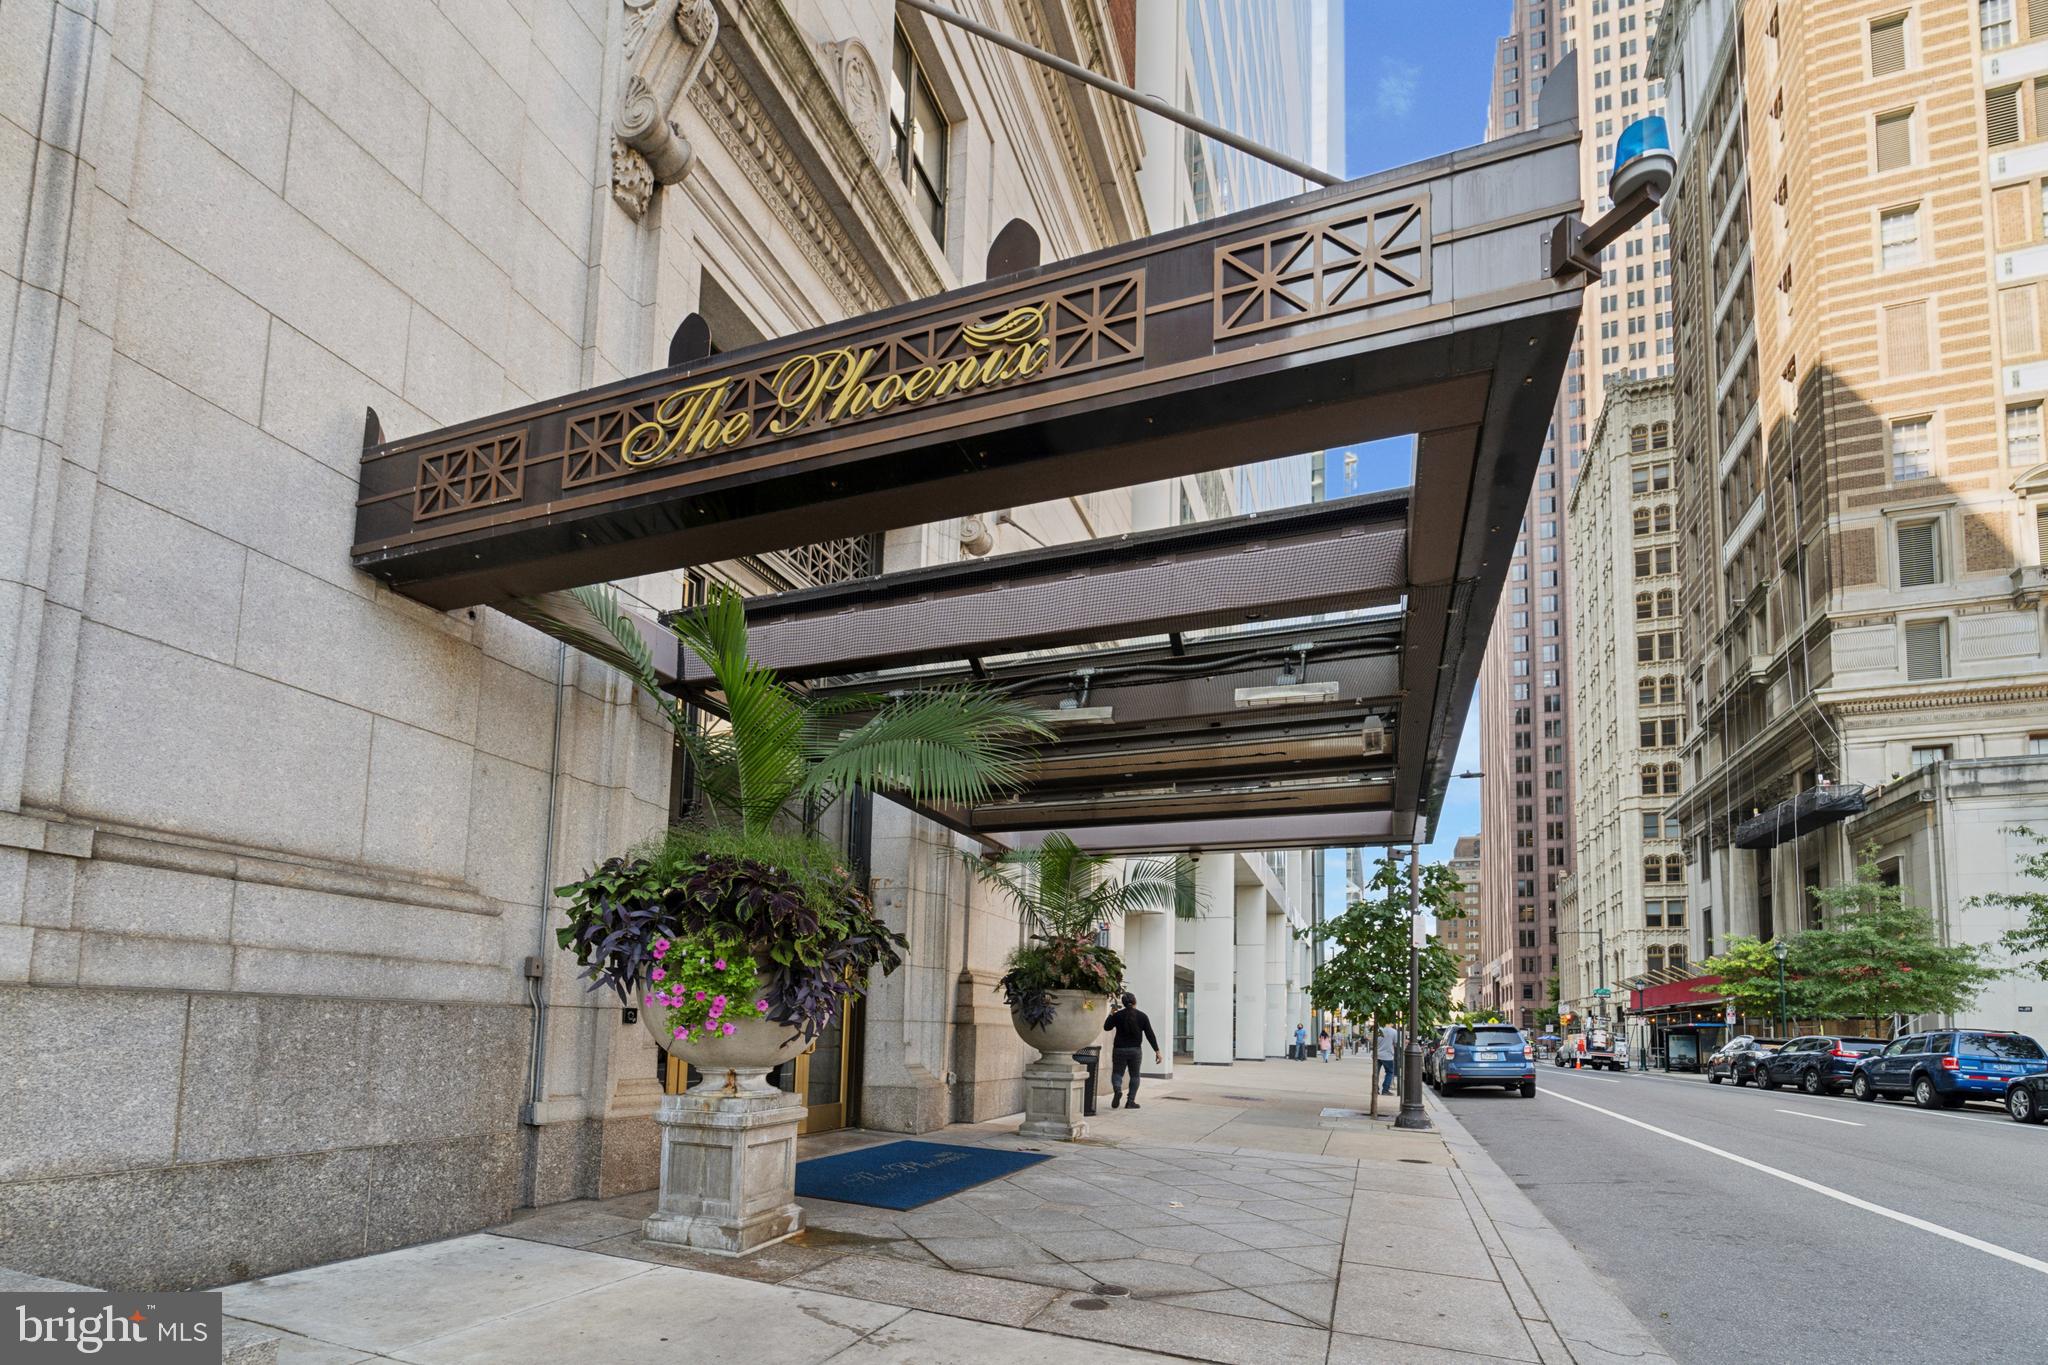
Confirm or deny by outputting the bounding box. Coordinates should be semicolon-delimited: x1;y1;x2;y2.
524;642;571;1137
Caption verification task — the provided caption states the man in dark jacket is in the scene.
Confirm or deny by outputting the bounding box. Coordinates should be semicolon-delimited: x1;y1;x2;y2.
1102;992;1162;1109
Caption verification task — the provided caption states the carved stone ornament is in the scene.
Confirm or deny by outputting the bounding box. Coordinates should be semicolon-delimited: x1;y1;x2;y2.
611;138;655;218
609;0;719;219
825;39;885;162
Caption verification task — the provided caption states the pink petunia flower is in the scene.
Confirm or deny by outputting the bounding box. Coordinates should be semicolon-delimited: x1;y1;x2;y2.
713;958;727;971
652;938;670;955
650;968;665;982
712;995;727;1010
755;1000;768;1012
673;1025;688;1039
722;1022;737;1036
694;991;706;1001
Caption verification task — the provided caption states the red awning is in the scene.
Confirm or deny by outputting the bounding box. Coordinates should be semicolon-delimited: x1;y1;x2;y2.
1631;974;1722;1012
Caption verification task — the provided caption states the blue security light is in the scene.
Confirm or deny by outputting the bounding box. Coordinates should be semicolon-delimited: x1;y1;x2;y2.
1609;116;1675;205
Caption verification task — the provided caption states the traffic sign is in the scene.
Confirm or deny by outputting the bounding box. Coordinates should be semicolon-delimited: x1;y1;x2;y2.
1592;987;1613;998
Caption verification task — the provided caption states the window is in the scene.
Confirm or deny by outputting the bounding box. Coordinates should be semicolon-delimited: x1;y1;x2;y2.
1910;742;1951;768
1875;109;1914;171
1660;674;1678;703
1633;507;1651;536
1897;519;1941;587
1988;85;2023;148
1644;856;1664;884
1880;205;1920;269
1666;854;1685;882
1645;899;1665;927
2010;403;2044;464
1646;945;1665;974
890;29;949;240
1642;813;1661;839
1904;619;1949;680
1662;762;1680;795
1890;417;1933;482
2030;734;2048;754
1640;765;1660;796
1870;14;1906;75
1669;945;1688;973
1666;900;1686;928
1983;0;2017;51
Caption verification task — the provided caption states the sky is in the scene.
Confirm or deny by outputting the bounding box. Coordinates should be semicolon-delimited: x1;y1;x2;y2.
1337;2;1505;871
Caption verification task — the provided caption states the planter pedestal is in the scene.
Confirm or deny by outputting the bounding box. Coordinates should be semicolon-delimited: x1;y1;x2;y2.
643;1066;806;1256
1019;1054;1088;1142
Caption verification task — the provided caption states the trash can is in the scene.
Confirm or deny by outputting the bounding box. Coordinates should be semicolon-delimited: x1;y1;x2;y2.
1073;1045;1101;1116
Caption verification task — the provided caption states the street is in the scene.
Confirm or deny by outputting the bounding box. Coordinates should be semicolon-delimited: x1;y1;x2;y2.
1442;1065;2048;1365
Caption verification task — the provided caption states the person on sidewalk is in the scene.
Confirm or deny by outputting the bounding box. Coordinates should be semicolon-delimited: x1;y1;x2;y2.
1376;1024;1400;1094
1102;992;1162;1109
1293;1022;1308;1061
1318;1028;1331;1062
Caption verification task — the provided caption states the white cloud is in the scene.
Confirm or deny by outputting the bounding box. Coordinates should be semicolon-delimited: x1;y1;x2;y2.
1373;59;1422;121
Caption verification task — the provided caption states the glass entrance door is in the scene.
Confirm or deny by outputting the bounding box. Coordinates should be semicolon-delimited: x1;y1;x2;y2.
781;1009;850;1133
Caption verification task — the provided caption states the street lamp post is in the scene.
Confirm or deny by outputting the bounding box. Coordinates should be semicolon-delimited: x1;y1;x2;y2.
1396;843;1430;1130
1773;939;1789;1038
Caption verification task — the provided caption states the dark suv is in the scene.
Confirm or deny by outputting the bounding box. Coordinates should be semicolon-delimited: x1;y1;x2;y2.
1754;1035;1887;1096
1851;1030;2048;1108
1707;1035;1776;1086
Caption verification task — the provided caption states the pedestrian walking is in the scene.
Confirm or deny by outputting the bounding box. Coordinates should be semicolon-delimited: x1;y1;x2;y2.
1102;992;1162;1110
1293;1022;1308;1061
1318;1028;1331;1062
1376;1024;1400;1094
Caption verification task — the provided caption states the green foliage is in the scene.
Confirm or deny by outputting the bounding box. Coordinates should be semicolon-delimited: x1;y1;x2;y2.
1801;849;2001;1022
1699;847;2003;1027
1299;856;1465;1042
553;823;905;1043
1973;826;2048;981
967;832;1180;1025
968;833;1193;940
998;935;1126;1027
645;931;766;1043
1451;1010;1504;1027
528;583;1049;835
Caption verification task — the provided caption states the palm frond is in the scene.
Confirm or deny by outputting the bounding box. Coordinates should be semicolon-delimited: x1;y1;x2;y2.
668;586;806;832
799;689;1048;812
502;586;687;734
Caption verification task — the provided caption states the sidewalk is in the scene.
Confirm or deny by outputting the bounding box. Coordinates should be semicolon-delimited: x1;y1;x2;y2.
217;1057;1674;1365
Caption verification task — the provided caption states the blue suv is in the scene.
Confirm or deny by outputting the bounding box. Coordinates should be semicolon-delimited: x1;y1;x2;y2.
1850;1030;2048;1108
1433;1024;1536;1098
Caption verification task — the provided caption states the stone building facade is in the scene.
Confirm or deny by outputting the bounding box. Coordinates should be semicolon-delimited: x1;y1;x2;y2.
1654;0;2048;1027
0;0;1346;1292
1562;378;1691;1034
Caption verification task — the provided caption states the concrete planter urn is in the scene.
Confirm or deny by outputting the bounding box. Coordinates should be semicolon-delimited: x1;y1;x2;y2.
637;986;807;1096
1009;988;1105;1056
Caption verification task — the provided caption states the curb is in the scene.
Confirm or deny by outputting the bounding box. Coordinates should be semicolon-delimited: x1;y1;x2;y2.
1422;1091;1679;1365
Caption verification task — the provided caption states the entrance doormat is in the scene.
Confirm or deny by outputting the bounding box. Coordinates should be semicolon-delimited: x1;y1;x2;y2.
795;1140;1052;1210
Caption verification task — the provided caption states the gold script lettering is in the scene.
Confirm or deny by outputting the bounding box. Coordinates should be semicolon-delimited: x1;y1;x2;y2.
619;303;1053;473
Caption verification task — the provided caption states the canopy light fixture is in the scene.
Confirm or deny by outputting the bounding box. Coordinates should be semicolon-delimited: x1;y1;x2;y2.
1038;705;1116;725
1235;680;1340;708
1361;715;1388;756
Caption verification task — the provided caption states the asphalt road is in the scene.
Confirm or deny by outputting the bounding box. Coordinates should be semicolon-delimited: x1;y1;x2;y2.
1441;1065;2048;1365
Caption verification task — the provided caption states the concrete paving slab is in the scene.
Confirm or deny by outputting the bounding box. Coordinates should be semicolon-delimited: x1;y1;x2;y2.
391;1261;903;1365
1153;1287;1316;1326
1027;1291;1332;1365
1206;1218;1336;1250
1349;1188;1480;1235
1244;1276;1337;1327
1115;1221;1255;1253
1340;1225;1499;1282
971;1261;1100;1292
784;1253;1059;1328
488;1207;641;1248
827;1309;1175;1364
1326;1332;1536;1364
1331;1264;1538;1363
1033;1228;1149;1262
221;1234;650;1355
1269;1242;1341;1276
919;1234;1057;1271
1069;1256;1231;1295
1189;1246;1310;1288
577;1231;847;1283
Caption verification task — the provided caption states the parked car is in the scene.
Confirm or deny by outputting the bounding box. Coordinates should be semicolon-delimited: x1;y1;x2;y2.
1851;1030;2048;1108
1754;1035;1887;1095
1422;1026;1455;1086
1434;1024;1536;1097
1707;1035;1774;1085
2008;1073;2048;1124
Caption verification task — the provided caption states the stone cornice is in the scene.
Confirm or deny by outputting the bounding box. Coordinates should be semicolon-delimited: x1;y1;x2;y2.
1823;677;2048;716
1004;0;1146;246
702;0;947;307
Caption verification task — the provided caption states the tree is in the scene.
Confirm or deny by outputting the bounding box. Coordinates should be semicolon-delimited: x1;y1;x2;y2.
1801;849;2001;1025
1972;826;2048;981
1694;936;1824;1026
1299;855;1465;1116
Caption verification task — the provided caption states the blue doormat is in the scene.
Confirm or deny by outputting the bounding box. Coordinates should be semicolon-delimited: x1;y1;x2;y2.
795;1140;1051;1210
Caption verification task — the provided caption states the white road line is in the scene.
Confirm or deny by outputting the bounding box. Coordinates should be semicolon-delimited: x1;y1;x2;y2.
1774;1108;1862;1127
1540;1087;2048;1278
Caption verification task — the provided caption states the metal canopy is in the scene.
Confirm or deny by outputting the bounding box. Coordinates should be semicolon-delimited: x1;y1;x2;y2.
353;97;1591;852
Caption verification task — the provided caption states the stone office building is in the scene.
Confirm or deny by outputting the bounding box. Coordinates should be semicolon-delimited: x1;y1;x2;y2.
1653;0;2048;1027
0;0;1337;1291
